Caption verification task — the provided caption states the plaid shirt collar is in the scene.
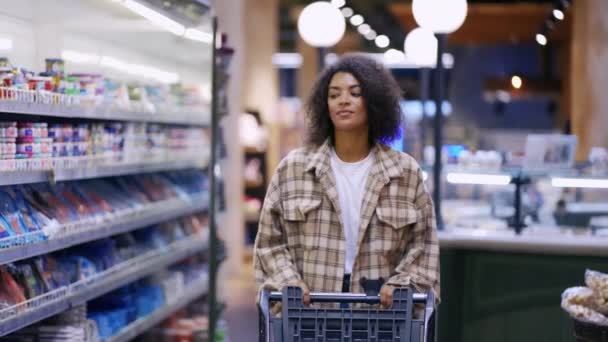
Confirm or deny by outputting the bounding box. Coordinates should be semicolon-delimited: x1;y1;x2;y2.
304;139;403;182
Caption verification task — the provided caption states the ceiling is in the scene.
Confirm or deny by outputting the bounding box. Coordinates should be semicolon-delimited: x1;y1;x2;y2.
279;0;570;52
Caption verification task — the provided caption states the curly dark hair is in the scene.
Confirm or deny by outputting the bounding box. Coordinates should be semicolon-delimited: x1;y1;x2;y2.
305;53;403;147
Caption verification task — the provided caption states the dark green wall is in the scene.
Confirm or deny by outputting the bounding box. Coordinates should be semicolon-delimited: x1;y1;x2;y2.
438;248;608;342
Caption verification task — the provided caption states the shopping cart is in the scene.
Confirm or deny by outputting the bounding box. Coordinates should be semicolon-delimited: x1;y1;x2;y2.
258;286;436;342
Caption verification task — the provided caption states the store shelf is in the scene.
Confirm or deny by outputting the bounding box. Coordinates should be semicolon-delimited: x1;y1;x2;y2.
0;194;209;265
107;274;209;342
0;234;209;337
0;97;209;126
0;159;206;186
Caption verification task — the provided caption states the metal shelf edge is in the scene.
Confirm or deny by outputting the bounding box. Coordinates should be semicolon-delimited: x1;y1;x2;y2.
0;195;209;265
0;161;206;187
0;102;210;127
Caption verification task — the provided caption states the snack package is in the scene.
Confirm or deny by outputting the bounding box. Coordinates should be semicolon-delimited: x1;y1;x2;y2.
0;266;27;310
72;184;113;215
585;269;608;315
58;255;97;283
32;255;70;291
51;184;91;219
0;189;27;236
25;184;74;223
7;262;46;299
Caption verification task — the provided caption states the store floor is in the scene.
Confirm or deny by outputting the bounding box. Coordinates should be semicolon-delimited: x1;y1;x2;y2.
225;260;258;341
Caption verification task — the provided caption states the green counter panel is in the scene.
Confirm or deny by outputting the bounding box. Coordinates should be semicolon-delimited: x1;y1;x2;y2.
438;248;608;342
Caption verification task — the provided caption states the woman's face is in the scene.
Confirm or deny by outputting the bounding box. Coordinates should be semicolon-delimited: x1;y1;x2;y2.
327;72;368;134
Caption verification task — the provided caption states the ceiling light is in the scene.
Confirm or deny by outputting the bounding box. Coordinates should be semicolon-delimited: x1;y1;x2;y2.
412;0;468;34
536;33;547;46
404;27;437;67
121;0;185;35
553;9;564;20
384;49;406;64
341;7;353;18
349;14;364;26
364;30;377;40
330;0;345;8
374;35;390;48
511;75;522;89
297;2;346;47
357;24;371;35
184;28;213;44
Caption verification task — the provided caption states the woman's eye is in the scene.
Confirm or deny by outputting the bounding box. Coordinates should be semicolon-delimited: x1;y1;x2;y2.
329;94;339;99
351;92;361;97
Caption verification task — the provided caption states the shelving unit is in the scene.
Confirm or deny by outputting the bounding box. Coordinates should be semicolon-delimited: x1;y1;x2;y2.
0;1;223;339
0;194;208;265
0;234;209;337
106;274;209;342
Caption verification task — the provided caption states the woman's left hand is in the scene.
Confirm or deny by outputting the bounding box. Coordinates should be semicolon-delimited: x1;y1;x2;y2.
379;284;395;309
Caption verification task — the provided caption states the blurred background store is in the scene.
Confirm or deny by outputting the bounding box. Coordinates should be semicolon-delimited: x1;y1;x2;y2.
0;0;606;341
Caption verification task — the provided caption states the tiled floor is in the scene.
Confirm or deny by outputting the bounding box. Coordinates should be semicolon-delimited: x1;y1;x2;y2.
224;261;259;342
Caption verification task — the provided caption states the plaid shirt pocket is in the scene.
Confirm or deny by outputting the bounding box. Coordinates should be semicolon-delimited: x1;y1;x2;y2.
282;197;323;250
373;200;419;265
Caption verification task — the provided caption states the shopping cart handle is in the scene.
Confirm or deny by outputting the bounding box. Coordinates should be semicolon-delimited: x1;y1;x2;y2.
268;291;429;304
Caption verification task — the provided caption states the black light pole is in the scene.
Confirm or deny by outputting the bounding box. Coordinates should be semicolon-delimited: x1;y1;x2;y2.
419;67;431;160
432;34;447;230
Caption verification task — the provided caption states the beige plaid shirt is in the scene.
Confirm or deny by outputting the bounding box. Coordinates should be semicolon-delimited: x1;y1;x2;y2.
254;139;440;299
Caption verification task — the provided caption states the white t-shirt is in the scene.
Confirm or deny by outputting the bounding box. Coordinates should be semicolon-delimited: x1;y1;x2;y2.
329;148;375;275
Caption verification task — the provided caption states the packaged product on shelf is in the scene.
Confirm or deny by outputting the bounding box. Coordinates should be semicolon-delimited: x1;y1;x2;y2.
6;262;46;299
58;255;97;283
0;266;27;311
0;190;27;237
72;239;119;272
113;233;139;262
32;255;70;290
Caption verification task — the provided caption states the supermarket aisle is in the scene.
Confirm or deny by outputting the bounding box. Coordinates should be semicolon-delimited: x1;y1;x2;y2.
225;261;259;341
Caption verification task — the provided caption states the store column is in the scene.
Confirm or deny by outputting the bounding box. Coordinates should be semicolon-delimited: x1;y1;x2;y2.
211;0;246;276
570;0;608;160
242;0;280;173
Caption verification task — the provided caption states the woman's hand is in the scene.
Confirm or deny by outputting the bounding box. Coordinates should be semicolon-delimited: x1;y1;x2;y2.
379;284;395;309
286;280;311;306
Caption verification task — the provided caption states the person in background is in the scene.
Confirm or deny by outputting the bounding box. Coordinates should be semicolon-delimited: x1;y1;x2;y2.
254;54;439;308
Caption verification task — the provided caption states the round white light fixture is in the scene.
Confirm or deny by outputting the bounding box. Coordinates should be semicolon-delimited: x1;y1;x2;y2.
364;30;377;40
404;27;438;67
331;0;345;8
297;2;346;47
536;33;547;46
412;0;468;34
375;35;390;48
553;9;564;20
349;14;364;26
357;24;371;35
341;7;353;18
511;75;522;89
384;49;406;64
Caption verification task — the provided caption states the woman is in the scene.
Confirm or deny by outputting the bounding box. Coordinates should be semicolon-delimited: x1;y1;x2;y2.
254;54;439;308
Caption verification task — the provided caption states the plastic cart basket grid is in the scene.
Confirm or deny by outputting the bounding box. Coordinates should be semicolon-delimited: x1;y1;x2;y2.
259;287;436;342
